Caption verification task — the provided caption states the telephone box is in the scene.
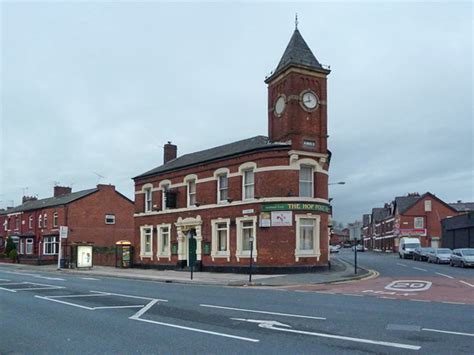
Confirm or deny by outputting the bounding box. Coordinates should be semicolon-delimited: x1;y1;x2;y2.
115;240;133;268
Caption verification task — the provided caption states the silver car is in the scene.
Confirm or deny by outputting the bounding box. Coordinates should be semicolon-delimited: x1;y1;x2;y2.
450;248;474;268
427;248;452;264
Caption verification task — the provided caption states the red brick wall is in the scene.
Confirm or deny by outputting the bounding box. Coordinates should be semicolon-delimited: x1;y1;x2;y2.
267;69;328;153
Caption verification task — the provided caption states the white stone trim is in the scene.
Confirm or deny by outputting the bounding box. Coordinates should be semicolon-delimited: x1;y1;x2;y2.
235;216;257;262
159;179;172;188
139;225;153;260
238;162;257;173
295;214;321;262
213;167;230;178
134;196;330;217
210;218;231;261
156;223;172;260
183;174;198;183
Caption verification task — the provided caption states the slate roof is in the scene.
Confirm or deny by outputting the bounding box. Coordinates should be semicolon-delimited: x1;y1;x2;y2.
449;202;474;213
394;195;422;214
266;29;329;82
3;188;98;214
135;136;290;179
372;207;391;223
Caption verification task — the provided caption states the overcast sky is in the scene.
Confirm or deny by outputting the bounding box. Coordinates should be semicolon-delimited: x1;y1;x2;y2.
1;1;472;224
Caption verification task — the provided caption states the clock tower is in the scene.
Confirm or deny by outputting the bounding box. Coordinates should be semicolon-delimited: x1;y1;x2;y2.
265;26;330;154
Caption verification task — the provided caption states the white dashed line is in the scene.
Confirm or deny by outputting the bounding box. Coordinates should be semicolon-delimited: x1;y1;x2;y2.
200;304;326;320
81;277;100;281
422;328;474;337
409;299;431;303
379;297;397;300
459;280;474;288
441;301;466;305
412;267;427;272
343;294;364;297
435;272;454;279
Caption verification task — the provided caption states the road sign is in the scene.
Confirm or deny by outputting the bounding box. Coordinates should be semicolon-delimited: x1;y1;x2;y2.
59;226;68;239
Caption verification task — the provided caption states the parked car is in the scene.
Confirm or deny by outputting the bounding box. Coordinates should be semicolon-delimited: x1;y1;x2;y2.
330;245;340;253
413;247;434;261
427;248;452;264
399;238;421;259
352;244;365;252
450;248;474;268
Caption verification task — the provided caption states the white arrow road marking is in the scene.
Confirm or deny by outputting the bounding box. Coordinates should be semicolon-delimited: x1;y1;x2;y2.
232;318;420;351
200;304;326;320
459;280;474;288
129;299;259;343
422;328;474;337
231;318;291;329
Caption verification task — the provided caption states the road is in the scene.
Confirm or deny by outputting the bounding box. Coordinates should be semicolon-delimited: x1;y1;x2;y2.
1;254;473;354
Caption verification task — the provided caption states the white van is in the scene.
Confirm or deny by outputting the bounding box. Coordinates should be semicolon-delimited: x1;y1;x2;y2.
399;238;421;259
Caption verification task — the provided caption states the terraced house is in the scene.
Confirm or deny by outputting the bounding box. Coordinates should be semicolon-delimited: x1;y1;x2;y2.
1;184;134;266
133;26;332;272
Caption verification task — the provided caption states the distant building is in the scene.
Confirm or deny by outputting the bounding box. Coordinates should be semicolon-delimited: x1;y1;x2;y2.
449;201;474;214
362;193;458;252
330;228;350;246
133;26;333;272
441;212;474;249
0;185;134;266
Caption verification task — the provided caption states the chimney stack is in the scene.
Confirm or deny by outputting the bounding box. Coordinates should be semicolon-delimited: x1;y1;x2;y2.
54;186;72;197
22;196;38;204
164;141;177;164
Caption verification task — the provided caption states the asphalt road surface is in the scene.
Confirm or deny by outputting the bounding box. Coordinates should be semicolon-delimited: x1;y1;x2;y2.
1;255;473;354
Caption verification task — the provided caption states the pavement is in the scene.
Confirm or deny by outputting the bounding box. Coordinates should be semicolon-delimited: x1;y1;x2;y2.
0;255;373;287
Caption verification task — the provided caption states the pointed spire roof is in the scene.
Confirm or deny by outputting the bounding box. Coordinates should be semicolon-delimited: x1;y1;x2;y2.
266;28;329;83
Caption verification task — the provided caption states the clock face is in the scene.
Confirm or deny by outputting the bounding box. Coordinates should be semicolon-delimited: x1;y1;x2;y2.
274;96;286;116
301;91;318;110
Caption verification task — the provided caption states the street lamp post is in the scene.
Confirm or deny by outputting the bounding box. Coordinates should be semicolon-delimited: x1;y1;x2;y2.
248;236;254;283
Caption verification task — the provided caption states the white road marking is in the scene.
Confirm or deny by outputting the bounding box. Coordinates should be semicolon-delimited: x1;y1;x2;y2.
132;317;260;342
441;301;466;305
35;295;95;310
0;278;11;281
200;304;326;320
343;294;364;297
379;297;397;299
409;299;431;303
294;290;311;293
94;305;144;310
396;263;407;267
314;291;335;294
90;290;167;302
2;271;64;281
47;293;111;299
459;280;474;288
385;280;432;292
17;286;65;291
422;328;474;337
81;277;100;280
232;318;420;350
0;287;16;292
0;282;64;292
413;267;427;272
435;272;454;279
130;300;259;343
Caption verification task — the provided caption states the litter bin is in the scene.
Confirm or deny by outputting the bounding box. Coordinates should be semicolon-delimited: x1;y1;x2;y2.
60;258;69;268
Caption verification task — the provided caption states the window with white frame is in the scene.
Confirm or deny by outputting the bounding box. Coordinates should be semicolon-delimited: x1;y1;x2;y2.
19;239;24;254
236;216;257;260
187;179;196;207
43;214;47;228
53;212;58;227
424;200;432;212
15;216;20;230
211;219;230;259
3;219;7;231
105;214;116;225
243;169;254;200
299;165;313;197
295;215;321;260
144;188;153;212
218;174;229;202
414;217;424;229
43;236;58;255
161;184;169;210
29;215;33;229
26;238;33;255
157;224;171;258
140;226;153;257
38;215;42;228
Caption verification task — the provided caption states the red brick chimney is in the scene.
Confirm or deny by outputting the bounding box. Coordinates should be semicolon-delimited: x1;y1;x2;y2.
164;141;177;164
97;184;115;191
54;186;72;197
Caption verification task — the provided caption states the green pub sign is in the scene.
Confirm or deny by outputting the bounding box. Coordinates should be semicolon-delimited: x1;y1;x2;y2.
261;202;331;214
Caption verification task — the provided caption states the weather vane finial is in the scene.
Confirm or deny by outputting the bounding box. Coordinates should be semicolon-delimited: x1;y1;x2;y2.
295;13;298;29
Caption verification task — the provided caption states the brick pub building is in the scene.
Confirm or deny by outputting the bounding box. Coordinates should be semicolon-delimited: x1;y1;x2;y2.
0;185;134;266
133;26;332;272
